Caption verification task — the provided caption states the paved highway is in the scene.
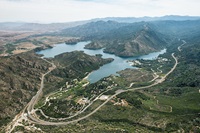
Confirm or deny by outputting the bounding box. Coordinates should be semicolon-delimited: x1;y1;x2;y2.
24;52;179;126
7;40;184;131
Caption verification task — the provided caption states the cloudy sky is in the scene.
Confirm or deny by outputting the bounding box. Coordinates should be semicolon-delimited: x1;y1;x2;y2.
0;0;200;23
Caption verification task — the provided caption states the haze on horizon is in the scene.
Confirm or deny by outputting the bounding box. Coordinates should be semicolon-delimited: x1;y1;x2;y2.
0;0;200;23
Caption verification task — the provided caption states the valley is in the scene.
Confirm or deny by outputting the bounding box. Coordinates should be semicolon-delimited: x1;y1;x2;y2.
36;41;165;83
0;16;200;133
4;44;178;133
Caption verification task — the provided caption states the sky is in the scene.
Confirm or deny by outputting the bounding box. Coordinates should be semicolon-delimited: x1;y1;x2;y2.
0;0;200;23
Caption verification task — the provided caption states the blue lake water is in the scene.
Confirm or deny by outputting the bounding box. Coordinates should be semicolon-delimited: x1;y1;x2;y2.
36;41;166;83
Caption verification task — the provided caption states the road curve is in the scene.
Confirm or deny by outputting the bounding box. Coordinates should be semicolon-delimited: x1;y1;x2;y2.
25;53;179;126
6;58;56;133
6;40;183;132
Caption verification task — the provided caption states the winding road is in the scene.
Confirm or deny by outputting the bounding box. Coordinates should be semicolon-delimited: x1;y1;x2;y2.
178;40;186;52
21;52;178;126
6;40;184;132
6;58;56;133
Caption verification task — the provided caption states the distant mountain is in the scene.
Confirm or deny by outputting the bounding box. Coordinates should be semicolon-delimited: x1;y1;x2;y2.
103;26;167;57
0;21;89;32
149;20;200;39
60;21;129;38
61;21;168;57
92;15;200;23
1;15;200;32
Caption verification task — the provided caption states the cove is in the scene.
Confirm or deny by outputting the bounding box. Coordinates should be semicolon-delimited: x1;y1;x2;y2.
36;41;166;83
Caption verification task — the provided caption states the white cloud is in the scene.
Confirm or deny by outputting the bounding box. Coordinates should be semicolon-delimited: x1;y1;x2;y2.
0;0;199;23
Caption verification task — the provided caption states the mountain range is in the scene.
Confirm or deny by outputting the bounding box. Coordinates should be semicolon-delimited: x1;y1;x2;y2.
0;15;200;32
1;15;200;57
1;15;200;132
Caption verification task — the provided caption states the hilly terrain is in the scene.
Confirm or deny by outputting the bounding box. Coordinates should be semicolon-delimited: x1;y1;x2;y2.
61;21;168;57
0;52;51;126
150;20;200;39
50;51;113;81
92;15;200;23
5;37;199;133
60;18;200;57
60;21;129;38
1;15;199;32
101;24;167;57
0;21;88;32
1;16;200;132
0;50;112;129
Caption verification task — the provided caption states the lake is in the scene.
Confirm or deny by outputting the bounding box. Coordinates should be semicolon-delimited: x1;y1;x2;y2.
36;41;166;83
